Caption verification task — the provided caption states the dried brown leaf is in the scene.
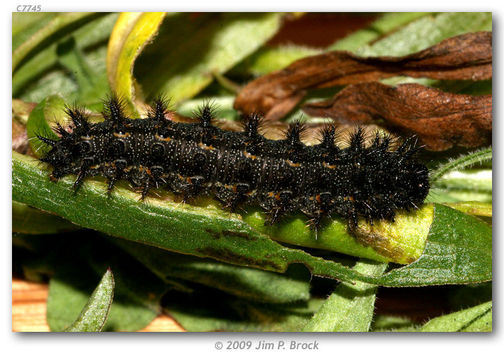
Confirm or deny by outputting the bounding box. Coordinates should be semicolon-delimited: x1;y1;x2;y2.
234;32;492;121
303;82;492;151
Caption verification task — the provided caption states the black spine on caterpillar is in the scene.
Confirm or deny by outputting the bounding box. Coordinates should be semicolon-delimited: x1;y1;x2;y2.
37;97;430;232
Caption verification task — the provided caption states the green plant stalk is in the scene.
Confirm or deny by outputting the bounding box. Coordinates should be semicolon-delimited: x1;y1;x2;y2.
430;148;492;183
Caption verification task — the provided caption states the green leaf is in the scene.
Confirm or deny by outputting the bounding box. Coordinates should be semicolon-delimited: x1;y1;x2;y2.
13;13;57;41
328;12;432;52
13;12;98;72
432;169;492;193
177;96;239;121
443;202;492;219
133;13;284;104
302;260;387;332
110;238;311;304
13;200;78;234
25;95;67;157
231;45;320;78
377;204;492;286
231;13;432;78
355;12;492;57
13;13;117;107
65;268;114;332
419;301;492;332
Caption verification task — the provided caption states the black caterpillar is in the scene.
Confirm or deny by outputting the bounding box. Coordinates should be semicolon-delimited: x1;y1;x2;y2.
37;96;430;232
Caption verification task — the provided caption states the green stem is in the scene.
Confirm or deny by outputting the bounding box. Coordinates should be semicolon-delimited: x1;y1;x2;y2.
430;147;492;184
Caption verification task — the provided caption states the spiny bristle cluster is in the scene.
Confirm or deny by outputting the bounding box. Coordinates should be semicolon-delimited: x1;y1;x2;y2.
38;97;430;232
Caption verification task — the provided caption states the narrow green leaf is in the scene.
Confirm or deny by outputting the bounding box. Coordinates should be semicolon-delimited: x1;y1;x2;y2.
433;169;492;193
65;268;114;332
12;13;57;41
303;260;387;332
245;205;433;265
419;301;492;332
13;12;98;72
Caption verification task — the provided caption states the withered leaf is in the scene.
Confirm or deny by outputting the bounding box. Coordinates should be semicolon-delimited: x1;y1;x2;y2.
234;32;492;121
12;99;37;156
12;121;31;155
303;82;492;151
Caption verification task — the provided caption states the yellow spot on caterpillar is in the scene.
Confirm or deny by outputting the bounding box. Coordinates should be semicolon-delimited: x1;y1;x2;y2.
268;192;281;200
323;162;336;169
243;151;257;160
114;132;130;138
155;134;172;142
199;142;215;151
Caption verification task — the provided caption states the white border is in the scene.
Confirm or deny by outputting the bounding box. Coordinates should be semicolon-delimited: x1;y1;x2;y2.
3;2;501;359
